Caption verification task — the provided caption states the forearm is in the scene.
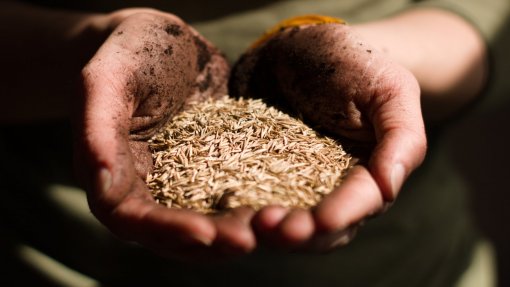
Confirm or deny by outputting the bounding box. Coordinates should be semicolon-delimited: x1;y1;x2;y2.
0;1;111;123
353;8;488;121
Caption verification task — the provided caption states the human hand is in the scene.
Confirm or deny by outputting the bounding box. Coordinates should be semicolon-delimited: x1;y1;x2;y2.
75;9;257;260
229;22;427;251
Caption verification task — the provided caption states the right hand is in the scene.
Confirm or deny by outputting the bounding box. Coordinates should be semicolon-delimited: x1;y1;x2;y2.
74;9;256;261
229;22;427;252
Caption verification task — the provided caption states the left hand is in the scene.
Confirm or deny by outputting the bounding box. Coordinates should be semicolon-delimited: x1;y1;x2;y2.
229;23;427;251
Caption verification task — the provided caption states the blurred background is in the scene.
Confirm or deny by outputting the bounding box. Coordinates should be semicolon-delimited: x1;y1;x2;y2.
447;15;510;286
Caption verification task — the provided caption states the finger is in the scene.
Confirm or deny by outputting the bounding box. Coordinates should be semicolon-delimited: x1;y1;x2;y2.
252;205;289;233
79;56;136;212
211;207;257;255
313;165;383;232
276;208;315;247
99;180;217;263
254;208;315;249
252;205;289;247
369;71;427;201
303;225;359;252
109;183;217;249
171;207;257;262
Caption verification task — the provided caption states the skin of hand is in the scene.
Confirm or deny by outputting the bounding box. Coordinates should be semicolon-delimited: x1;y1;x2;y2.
1;2;486;257
75;9;258;261
229;23;427;251
229;8;487;251
353;8;488;122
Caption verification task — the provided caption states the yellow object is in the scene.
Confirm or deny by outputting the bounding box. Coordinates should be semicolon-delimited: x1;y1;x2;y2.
250;14;346;49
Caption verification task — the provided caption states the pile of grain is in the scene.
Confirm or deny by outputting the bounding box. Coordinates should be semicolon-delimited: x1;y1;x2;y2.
146;96;352;213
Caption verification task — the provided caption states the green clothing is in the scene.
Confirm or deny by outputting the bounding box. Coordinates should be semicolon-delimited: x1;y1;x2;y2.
2;0;509;286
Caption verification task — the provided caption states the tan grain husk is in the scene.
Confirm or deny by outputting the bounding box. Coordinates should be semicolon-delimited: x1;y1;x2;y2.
146;96;352;213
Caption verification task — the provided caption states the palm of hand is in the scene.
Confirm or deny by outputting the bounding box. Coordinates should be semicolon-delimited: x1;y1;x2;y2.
84;13;228;177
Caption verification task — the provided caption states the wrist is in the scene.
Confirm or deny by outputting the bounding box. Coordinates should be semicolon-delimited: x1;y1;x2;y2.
106;8;162;29
352;8;488;122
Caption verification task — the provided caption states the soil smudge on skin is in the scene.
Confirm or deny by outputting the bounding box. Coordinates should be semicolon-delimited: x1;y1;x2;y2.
164;45;173;56
164;24;183;36
193;36;211;72
197;71;212;92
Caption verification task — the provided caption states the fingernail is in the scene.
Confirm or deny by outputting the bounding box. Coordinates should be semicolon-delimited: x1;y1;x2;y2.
99;168;112;193
186;234;213;247
337;226;358;246
390;163;405;199
311;226;358;251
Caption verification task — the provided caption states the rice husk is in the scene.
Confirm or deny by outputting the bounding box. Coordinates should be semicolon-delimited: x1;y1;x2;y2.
146;96;352;213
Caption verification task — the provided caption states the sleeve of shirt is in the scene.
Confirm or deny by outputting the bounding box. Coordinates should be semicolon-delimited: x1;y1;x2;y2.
412;0;509;44
411;0;510;108
195;0;509;106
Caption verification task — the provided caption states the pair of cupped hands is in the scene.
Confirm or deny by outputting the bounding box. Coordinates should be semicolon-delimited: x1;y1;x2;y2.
75;9;426;261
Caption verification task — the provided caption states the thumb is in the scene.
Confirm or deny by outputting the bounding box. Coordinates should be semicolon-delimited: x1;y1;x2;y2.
77;58;139;217
368;70;427;201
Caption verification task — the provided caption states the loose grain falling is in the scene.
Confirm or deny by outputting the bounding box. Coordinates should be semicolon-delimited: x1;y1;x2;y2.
146;96;352;213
